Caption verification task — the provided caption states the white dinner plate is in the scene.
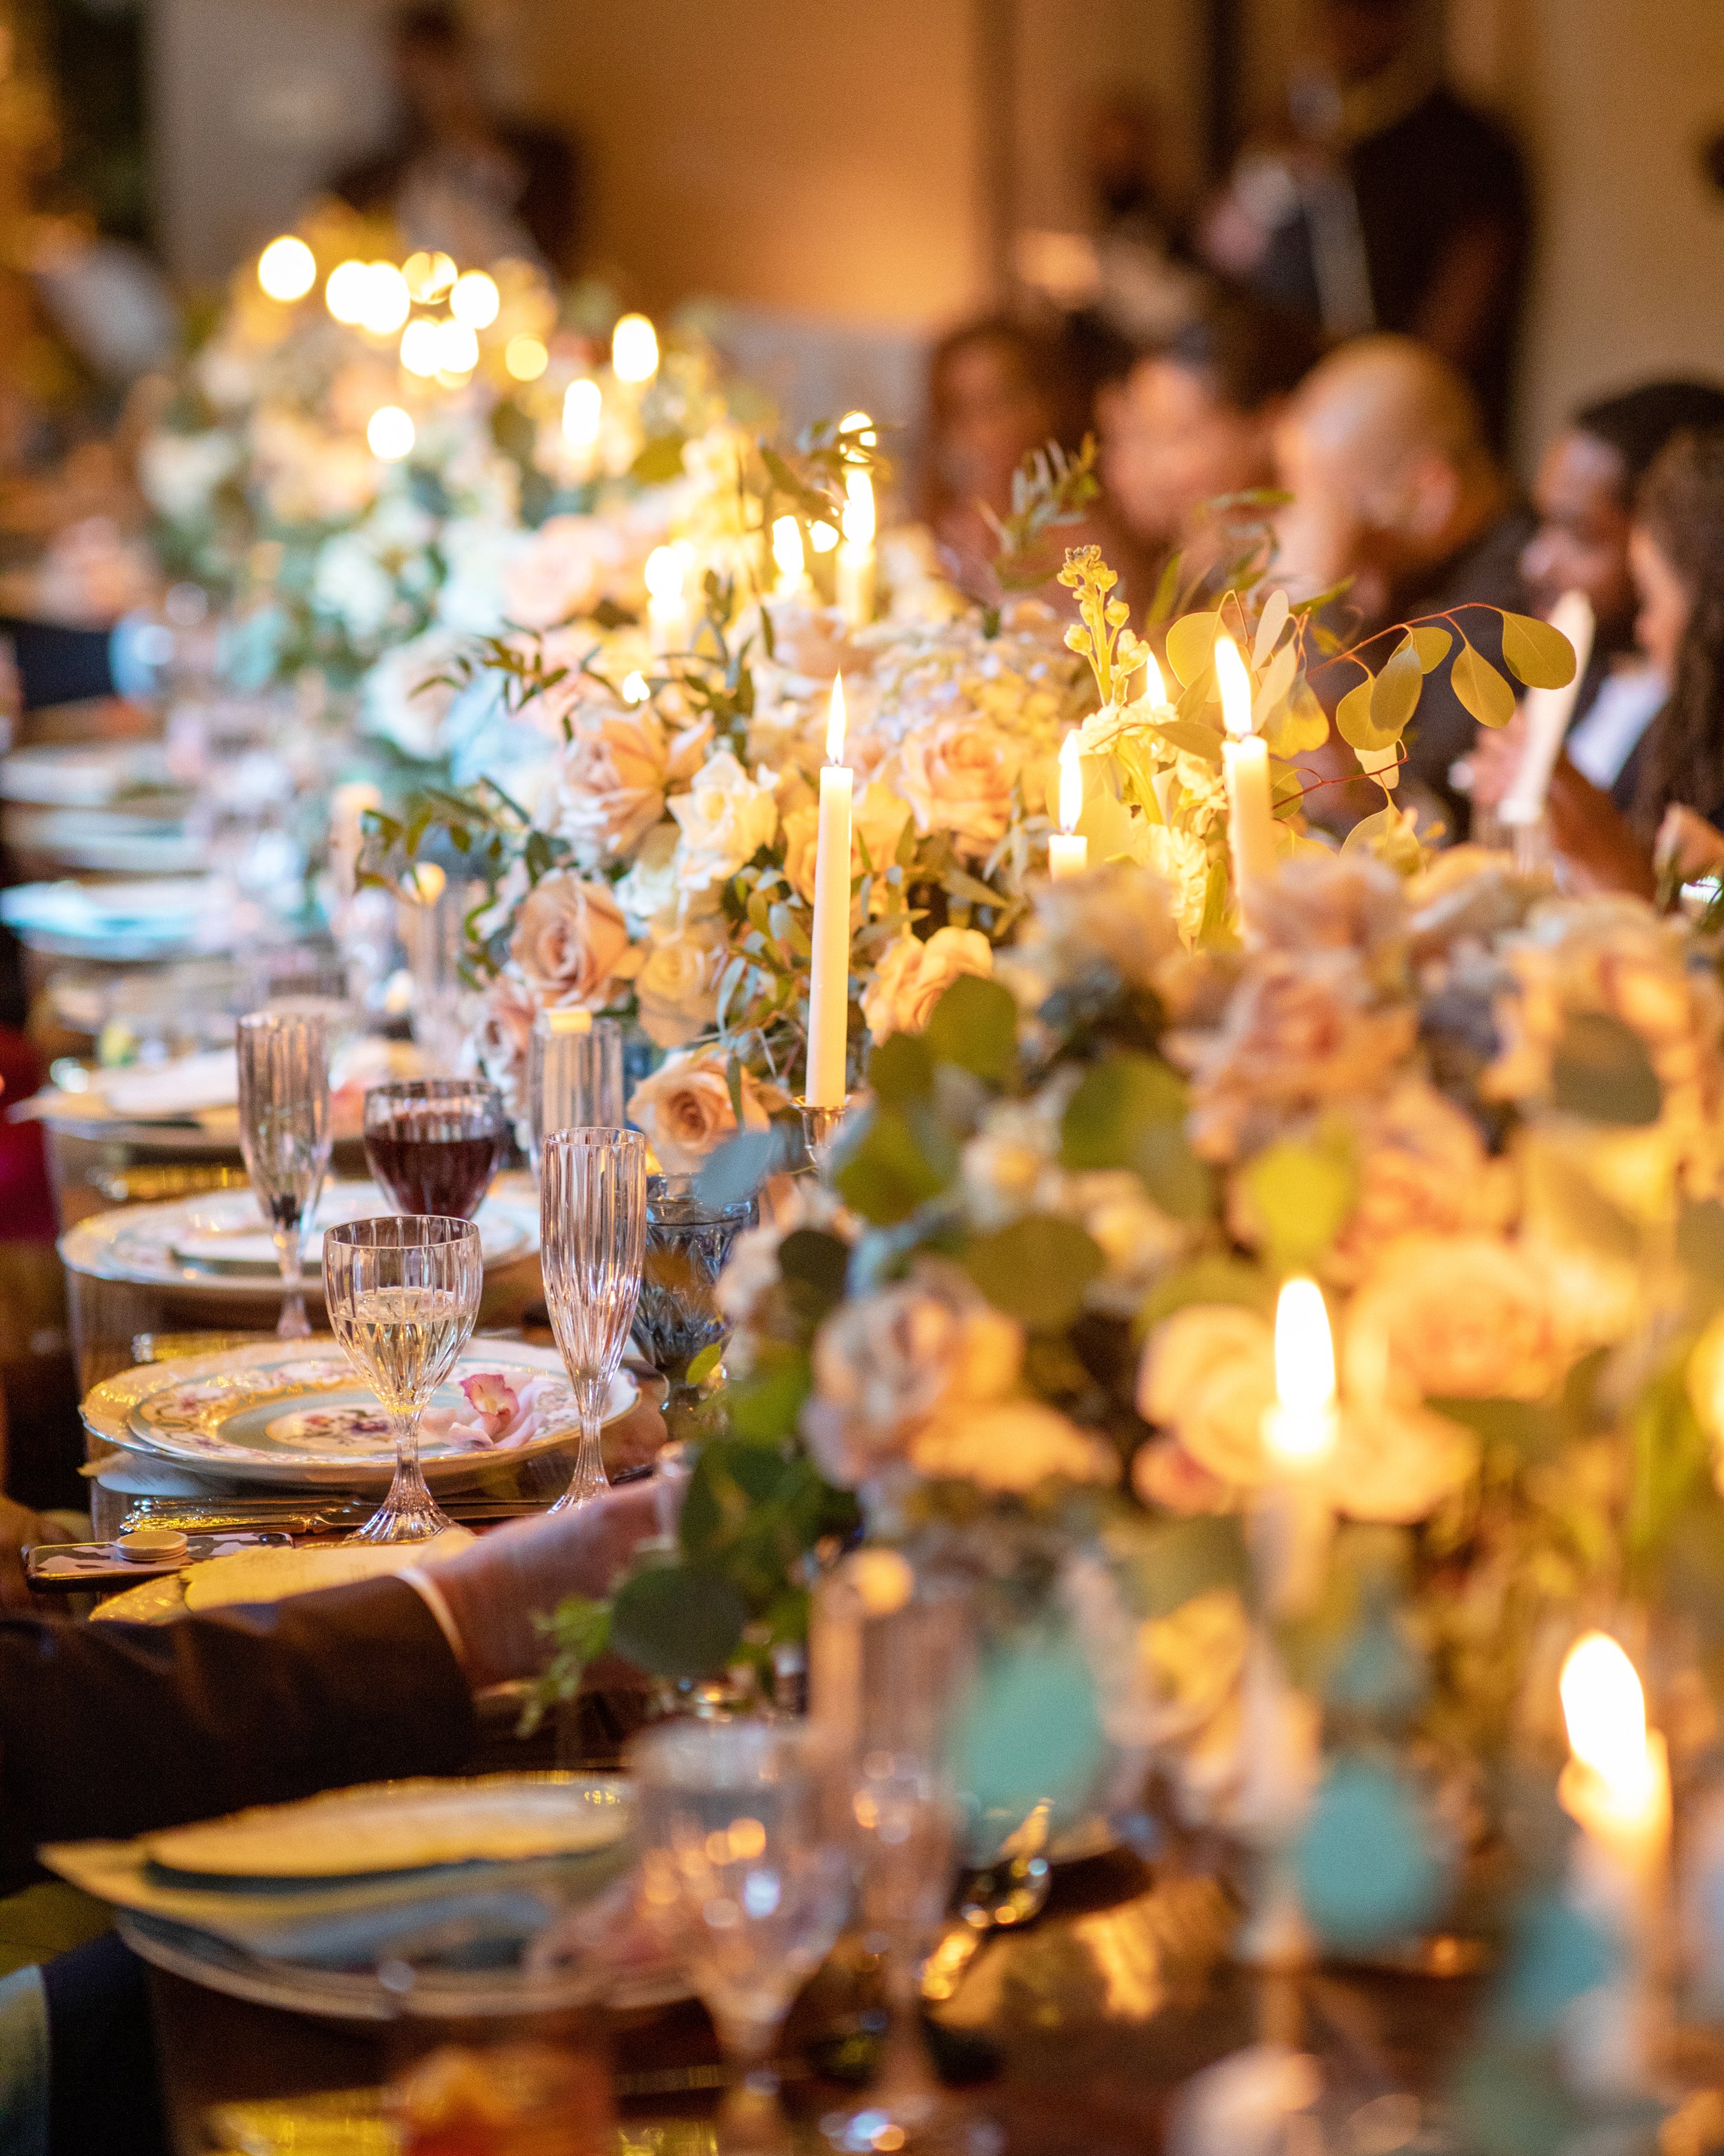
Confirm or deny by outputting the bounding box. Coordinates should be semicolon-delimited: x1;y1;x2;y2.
82;1336;635;1488
60;1175;539;1297
0;741;181;808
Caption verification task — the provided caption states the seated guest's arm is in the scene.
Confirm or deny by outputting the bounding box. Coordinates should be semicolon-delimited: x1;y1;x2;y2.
0;1479;661;1887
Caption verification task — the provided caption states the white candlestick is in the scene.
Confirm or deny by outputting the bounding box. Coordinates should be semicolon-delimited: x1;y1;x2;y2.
837;471;876;629
806;676;854;1110
644;543;690;657
1501;588;1596;827
1557;1633;1671;2097
1216;633;1277;932
1253;1277;1338;1619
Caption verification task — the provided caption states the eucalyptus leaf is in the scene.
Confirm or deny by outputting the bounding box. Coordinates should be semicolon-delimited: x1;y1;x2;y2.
1501;610;1578;691
1450;639;1517;728
1293;1757;1450;1951
962;1214;1104;1330
1061;1053;1213;1220
1264;681;1329;757
1151;717;1225;766
609;1563;749;1679
1407;624;1453;672
924;973;1019;1084
1239;1131;1358;1269
1165;610;1221;688
830;1101;955;1224
629;433;688;486
866;1031;935;1108
694;1128;785;1210
1369;638;1424;737
1335;673;1395;752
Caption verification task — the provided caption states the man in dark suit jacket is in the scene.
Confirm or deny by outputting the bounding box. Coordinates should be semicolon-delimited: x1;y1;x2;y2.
0;1477;660;2154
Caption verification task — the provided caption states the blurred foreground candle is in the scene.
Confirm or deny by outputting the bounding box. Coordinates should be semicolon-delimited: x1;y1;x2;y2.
1254;1276;1336;1619
1216;631;1276;933
837;471;876;628
612;312;659;385
643;543;690;653
771;515;807;597
562;378;602;481
805;675;853;1110
1558;1631;1671;2095
1500;588;1596;830
1049;731;1087;878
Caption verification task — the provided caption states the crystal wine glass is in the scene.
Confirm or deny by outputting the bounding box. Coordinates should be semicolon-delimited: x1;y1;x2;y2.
364;1079;508;1220
528;1010;625;1170
540;1126;646;1512
632;1719;848;2153
811;1554;981;2155
323;1215;483;1544
236;1010;332;1340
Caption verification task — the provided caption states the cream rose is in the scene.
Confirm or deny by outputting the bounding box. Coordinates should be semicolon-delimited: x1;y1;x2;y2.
893;716;1021;861
508;872;632;1009
668;751;779;890
1327;1401;1479;1523
802;1260;1023;1489
781;782;911;908
502;512;632;630
553;709;709;868
633;919;728;1050
908;1399;1117;1493
627;1047;780;1174
1136;1302;1277;1488
861;927;994;1045
1343;1233;1570;1403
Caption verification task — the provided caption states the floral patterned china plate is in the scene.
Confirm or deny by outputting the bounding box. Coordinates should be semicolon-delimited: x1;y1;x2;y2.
83;1338;636;1487
60;1177;539;1297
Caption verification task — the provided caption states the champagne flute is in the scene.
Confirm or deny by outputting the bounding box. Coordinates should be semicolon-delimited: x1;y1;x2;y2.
541;1126;646;1512
364;1078;508;1219
528;1010;625;1170
236;1010;332;1340
632;1719;848;2153
323;1216;482;1544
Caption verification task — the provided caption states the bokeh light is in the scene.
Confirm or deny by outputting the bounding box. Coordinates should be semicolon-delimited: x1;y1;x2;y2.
611;313;659;383
504;334;548;381
563;377;602;450
433;320;480;375
324;260;371;325
450;270;501;328
361;263;411;337
257;235;316;302
399;318;441;377
403;250;457;301
367;406;416;460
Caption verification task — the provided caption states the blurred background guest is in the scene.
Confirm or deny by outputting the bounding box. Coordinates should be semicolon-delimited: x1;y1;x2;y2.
1471;381;1724;851
920;315;1074;594
1272;332;1530;834
332;2;582;277
1200;0;1529;444
1103;282;1322;603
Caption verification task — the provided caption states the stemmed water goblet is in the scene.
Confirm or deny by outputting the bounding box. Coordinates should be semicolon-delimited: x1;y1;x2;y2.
632;1719;849;2153
540;1126;646;1513
236;1010;332;1340
364;1078;509;1220
323;1216;483;1544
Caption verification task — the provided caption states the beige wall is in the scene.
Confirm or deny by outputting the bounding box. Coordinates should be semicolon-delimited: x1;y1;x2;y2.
517;0;989;330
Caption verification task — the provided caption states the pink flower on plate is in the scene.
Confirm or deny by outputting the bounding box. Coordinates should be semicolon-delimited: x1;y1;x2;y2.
459;1371;521;1439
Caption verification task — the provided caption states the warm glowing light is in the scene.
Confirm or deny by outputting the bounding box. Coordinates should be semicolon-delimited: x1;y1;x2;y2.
433;319;479;375
772;516;805;583
644;543;688;606
612;312;659;383
841;408;877;446
366;405;416;461
325;259;371;325
841;470;876;548
399;317;441;377
563;377;602;450
1143;649;1168;707
826;675;848;765
810;520;839;553
403;250;457;301
1214;632;1253;740
361;262;410;337
504;334;548;381
1059;731;1083;836
405;860;445;904
450;270;500;329
1263;1277;1336;1464
257;235;316;302
1561;1633;1651;1792
621;670;651;705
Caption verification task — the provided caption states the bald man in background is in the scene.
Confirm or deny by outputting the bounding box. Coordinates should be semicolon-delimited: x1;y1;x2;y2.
1272;332;1533;835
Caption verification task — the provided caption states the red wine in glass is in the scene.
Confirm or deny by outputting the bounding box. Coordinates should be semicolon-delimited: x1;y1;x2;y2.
363;1082;508;1220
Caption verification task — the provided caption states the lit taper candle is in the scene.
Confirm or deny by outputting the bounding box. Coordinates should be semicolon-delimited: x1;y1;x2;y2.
805;675;854;1109
836;470;876;630
1216;630;1277;934
1049;730;1088;879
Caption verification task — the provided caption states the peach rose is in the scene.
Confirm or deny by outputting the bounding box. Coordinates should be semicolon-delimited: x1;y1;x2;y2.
802;1259;1023;1489
509;872;632;1009
553;709;710;868
503;512;632;630
633;918;728;1050
861;927;994;1045
893;716;1021;861
908;1399;1116;1493
1136;1302;1276;1488
627;1047;780;1174
781;782;911;908
1343;1233;1570;1403
1316;1080;1512;1285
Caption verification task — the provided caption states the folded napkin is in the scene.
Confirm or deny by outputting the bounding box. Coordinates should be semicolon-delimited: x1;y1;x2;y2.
100;1049;238;1119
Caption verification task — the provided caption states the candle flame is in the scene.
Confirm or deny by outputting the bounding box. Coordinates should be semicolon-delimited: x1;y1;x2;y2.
1059;731;1083;835
1561;1632;1650;1789
1264;1276;1336;1464
612;312;659;383
827;674;848;764
563;377;602;451
841;408;877;446
643;543;686;604
621;670;650;704
1143;648;1168;708
1214;632;1254;740
771;516;805;581
842;470;876;547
